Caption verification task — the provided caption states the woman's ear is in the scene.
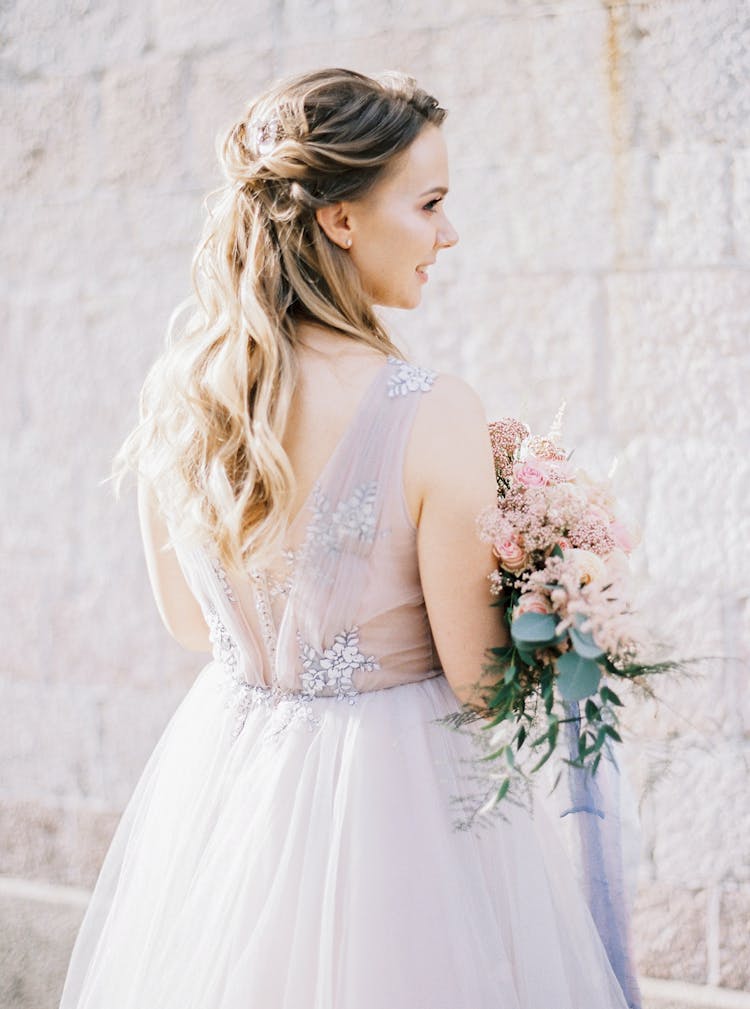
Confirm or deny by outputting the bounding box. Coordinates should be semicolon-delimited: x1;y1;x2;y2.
315;202;353;250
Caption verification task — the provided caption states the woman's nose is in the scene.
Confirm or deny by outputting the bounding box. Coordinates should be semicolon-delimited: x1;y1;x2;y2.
438;217;459;249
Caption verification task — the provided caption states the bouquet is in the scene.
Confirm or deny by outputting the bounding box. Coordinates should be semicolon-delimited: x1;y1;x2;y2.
437;405;692;1009
442;406;681;819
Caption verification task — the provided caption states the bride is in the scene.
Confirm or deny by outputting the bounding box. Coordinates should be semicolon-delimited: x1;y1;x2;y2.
59;67;638;1008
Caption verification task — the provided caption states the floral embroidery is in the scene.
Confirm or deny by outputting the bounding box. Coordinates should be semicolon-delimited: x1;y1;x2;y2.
205;602;240;674
220;674;322;738
386;356;437;398
297;626;379;704
266;548;297;599
214;624;380;737
248;566;278;668
305;481;379;558
211;557;236;603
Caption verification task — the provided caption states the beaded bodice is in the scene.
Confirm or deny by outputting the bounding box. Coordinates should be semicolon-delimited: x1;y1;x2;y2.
172;356;443;735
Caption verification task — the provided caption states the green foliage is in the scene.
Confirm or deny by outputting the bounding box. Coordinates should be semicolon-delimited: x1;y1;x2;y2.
443;601;681;817
569;618;605;659
511;612;559;645
556;652;602;701
600;685;623;706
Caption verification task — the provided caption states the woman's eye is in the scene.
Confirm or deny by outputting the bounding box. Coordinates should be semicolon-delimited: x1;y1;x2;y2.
423;198;443;213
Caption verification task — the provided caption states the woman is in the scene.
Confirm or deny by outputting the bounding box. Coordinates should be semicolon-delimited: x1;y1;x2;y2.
60;68;635;1008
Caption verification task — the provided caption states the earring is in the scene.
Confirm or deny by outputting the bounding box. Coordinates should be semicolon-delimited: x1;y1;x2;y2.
345;238;352;248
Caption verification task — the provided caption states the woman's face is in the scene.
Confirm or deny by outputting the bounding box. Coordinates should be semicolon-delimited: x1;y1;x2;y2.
327;124;459;309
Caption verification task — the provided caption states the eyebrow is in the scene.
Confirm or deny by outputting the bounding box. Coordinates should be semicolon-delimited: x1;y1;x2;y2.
419;186;449;197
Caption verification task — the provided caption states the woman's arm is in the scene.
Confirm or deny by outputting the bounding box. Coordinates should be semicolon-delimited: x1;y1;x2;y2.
409;373;509;713
137;475;212;653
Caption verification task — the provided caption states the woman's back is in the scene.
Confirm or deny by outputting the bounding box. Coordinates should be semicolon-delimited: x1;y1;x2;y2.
172;342;497;732
282;332;510;709
137;331;505;714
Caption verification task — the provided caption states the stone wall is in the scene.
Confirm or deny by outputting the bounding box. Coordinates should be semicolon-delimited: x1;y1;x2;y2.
1;1;748;1006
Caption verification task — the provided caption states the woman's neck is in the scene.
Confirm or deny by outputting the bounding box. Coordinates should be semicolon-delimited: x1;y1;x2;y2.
293;321;367;360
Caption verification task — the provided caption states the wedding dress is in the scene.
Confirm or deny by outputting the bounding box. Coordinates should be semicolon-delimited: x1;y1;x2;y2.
59;355;638;1009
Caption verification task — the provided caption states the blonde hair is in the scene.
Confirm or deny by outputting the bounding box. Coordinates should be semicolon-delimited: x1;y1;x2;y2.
110;67;447;570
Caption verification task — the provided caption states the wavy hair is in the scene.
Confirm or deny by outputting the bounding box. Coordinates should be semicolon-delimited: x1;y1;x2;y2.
110;67;447;571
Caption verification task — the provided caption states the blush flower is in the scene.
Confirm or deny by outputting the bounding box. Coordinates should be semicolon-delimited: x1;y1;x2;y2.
493;536;529;573
489;418;529;482
513;461;549;487
516;591;553;616
526;434;568;462
568;515;616;556
566;548;607;586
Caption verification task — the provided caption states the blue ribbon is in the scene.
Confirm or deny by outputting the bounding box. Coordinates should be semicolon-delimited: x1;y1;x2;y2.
560;700;642;1009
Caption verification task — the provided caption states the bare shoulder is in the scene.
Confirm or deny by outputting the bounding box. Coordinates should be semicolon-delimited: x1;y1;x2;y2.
423;369;486;426
403;367;494;527
404;368;509;707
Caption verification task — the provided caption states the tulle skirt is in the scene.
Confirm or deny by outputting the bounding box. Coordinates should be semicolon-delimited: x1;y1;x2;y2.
59;662;631;1009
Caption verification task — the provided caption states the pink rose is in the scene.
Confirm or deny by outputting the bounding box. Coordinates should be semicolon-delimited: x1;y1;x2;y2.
513;461;549;487
493;536;529;573
516;592;552;616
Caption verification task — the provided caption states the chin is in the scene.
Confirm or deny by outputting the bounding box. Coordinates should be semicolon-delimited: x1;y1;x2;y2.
374;294;421;310
394;288;423;310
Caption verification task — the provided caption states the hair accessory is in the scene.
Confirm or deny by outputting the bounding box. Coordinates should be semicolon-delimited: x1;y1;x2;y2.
248;115;283;157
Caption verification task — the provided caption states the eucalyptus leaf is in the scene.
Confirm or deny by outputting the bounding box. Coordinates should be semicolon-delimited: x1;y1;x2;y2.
553;627;570;646
569;623;604;659
516;646;537;666
555;652;602;701
511;612;559;645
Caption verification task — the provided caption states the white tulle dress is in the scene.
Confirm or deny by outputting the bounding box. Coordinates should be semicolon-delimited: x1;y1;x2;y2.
59;355;639;1009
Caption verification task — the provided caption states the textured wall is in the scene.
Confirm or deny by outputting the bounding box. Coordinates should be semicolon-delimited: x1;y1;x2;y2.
1;1;748;1007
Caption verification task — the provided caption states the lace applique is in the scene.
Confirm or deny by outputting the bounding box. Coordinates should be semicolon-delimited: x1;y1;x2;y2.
297;626;379;704
210;557;237;603
213;622;380;737
205;602;240;674
248;566;278;669
220;675;322;738
266;548;297;599
305;480;379;558
386;356;437;398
